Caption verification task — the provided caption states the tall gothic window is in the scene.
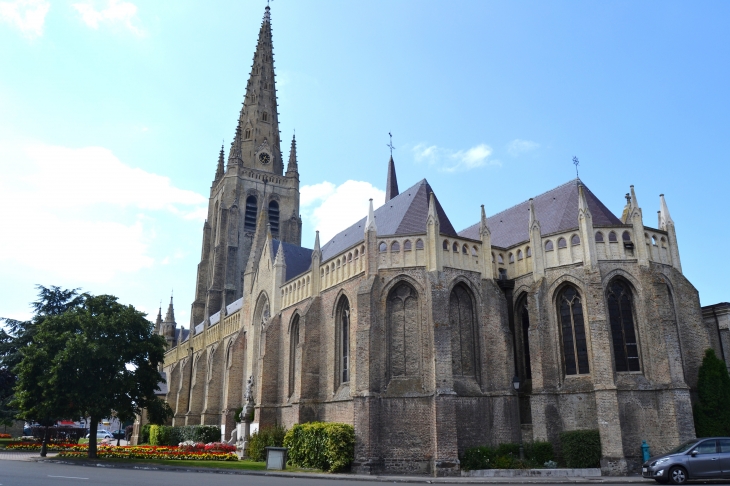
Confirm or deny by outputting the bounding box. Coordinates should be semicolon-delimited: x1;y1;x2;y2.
336;297;350;385
516;295;532;380
557;286;590;375
387;283;420;379
449;284;478;379
606;280;641;372
244;196;257;231
288;315;300;397
268;200;279;235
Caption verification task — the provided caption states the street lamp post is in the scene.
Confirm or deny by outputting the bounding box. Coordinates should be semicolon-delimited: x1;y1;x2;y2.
512;375;525;461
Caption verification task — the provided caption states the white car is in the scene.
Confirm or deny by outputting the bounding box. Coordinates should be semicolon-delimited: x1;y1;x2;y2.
85;430;112;439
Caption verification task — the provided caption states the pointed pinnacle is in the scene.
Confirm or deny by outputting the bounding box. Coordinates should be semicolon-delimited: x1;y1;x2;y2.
479;205;490;237
365;198;377;233
385;155;399;202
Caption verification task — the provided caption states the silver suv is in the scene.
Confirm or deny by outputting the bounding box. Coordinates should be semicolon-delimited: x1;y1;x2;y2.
642;438;730;484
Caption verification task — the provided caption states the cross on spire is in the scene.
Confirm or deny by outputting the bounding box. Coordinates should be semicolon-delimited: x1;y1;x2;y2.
387;132;395;156
573;156;580;179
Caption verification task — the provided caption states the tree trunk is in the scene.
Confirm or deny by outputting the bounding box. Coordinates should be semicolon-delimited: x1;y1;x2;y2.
40;425;49;457
88;417;98;459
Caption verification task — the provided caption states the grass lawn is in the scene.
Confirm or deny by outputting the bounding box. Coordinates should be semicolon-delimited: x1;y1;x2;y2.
59;456;320;472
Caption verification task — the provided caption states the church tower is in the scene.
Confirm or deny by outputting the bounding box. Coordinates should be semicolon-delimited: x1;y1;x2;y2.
189;5;302;329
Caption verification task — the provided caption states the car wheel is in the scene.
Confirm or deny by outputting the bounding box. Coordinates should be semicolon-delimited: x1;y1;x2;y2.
668;466;687;485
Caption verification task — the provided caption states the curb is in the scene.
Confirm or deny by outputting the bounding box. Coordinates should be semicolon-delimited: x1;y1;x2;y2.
31;458;649;484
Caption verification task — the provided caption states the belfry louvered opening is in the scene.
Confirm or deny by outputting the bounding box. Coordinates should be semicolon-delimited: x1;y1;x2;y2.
244;196;257;231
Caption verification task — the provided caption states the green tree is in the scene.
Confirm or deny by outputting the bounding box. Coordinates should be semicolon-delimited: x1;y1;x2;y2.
146;396;174;426
694;348;730;437
1;286;86;454
14;294;167;458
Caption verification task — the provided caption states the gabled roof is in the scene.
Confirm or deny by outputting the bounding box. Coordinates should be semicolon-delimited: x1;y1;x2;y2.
459;179;622;248
321;179;457;261
272;239;314;281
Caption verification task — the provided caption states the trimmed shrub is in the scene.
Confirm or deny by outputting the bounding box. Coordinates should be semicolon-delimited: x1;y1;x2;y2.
139;424;151;444
527;441;554;466
283;422;355;472
173;425;220;444
149;425;173;446
560;430;601;468
248;425;287;462
461;445;495;470
461;442;553;471
694;348;730;437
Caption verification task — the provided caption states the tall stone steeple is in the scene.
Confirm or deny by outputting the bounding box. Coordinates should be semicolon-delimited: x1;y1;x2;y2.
214;145;225;182
161;295;177;348
286;134;298;177
227;5;282;175
385;156;399;202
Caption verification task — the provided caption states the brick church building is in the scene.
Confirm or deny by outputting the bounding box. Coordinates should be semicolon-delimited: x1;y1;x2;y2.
153;5;718;476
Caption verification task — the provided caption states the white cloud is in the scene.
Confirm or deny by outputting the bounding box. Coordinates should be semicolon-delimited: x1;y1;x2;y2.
413;142;497;172
300;180;385;243
0;0;50;38
72;0;141;35
507;139;540;157
0;142;206;283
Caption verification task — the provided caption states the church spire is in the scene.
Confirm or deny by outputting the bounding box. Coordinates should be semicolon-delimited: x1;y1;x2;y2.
227;4;282;174
385;155;399;202
286;134;298;176
165;294;175;323
214;144;225;182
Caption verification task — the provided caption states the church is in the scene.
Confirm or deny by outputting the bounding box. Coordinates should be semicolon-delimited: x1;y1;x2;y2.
152;5;718;476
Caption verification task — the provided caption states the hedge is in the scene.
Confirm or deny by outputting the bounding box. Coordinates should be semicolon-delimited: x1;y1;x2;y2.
460;441;554;470
147;425;220;446
247;425;287;462
559;430;601;468
140;424;151;444
283;422;354;472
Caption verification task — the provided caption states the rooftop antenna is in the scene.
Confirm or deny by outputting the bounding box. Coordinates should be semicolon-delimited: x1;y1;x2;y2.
572;156;580;179
387;132;395;156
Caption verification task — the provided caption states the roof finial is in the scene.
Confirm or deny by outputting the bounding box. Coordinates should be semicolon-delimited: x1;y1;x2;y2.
572;156;580;179
387;132;395;156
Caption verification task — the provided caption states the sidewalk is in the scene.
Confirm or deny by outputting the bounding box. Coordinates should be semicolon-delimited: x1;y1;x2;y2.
0;451;58;461
33;457;650;484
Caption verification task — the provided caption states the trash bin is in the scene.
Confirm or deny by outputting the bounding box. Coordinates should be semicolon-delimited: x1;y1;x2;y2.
265;446;288;470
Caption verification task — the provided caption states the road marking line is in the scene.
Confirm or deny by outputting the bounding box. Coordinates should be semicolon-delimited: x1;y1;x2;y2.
48;475;89;480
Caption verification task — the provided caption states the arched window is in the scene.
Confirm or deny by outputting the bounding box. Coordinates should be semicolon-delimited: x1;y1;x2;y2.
404;240;412;251
262;111;269;122
515;295;532;380
288;315;300;397
354;249;359;259
509;253;515;263
244;196;257;231
498;254;504;264
545;240;554;251
336;297;350;385
609;231;618;242
244;128;252;139
557;237;567;249
347;252;353;262
462;245;468;255
595;232;604;243
450;284;479;380
268;200;279;234
571;234;580;246
387;283;419;379
491;252;495;263
452;242;459;252
557;286;590;375
517;250;523;261
660;237;667;248
471;246;478;256
443;240;449;251
391;241;400;252
622;231;631;241
651;235;657;246
415;239;424;250
606;280;640;372
526;247;532;257
379;242;387;252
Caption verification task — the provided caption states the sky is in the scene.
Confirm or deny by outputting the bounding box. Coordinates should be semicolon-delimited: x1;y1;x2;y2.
1;0;728;327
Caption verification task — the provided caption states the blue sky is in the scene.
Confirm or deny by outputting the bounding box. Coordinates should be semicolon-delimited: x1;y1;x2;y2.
1;0;728;326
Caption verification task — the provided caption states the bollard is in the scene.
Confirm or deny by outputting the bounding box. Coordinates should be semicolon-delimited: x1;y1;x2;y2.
642;440;651;462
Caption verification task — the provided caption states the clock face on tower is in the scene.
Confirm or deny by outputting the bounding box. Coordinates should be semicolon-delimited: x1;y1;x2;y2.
258;152;271;165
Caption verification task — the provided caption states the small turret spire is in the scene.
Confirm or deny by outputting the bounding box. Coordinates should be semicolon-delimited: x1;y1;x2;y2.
154;304;163;334
479;205;490;237
313;230;321;256
365;198;377;233
215;144;225;181
165;294;175;323
274;240;285;267
286;134;298;175
659;194;674;230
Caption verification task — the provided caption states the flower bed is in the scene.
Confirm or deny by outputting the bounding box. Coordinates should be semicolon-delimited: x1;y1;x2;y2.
57;444;237;461
0;433;12;439
5;442;78;451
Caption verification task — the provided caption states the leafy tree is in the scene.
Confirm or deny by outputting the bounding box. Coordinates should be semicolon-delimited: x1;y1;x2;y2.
1;286;86;454
14;294;167;458
146;396;174;426
694;348;730;437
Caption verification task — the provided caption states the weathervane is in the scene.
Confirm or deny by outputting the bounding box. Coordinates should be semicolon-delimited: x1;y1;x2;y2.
387;132;395;156
573;156;580;179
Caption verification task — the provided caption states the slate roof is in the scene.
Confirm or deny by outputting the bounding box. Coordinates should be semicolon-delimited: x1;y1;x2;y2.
321;179;457;261
272;239;314;281
459;179;623;248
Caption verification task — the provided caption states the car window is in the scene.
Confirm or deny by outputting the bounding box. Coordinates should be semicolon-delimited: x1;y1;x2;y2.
719;440;730;453
693;440;717;454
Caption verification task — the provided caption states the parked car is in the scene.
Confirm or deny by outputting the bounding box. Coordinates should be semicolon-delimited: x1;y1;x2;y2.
85;430;113;439
111;429;125;440
642;437;730;484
